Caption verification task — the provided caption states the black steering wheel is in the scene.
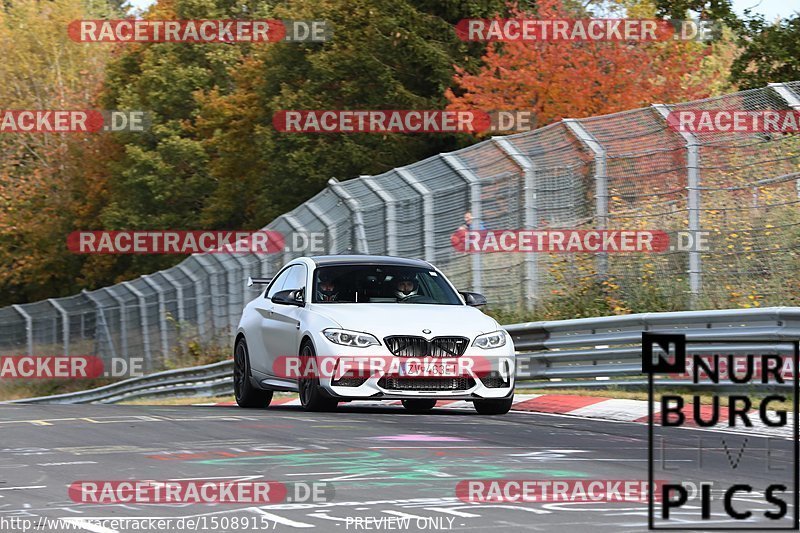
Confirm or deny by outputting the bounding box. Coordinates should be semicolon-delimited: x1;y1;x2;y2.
397;294;434;303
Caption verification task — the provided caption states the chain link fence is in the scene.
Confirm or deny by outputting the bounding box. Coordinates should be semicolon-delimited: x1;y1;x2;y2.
2;82;799;370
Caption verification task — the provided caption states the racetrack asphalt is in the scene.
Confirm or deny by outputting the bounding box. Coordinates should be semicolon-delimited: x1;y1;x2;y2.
0;401;795;532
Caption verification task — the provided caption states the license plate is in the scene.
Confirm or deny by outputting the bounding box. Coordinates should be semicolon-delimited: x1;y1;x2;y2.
399;361;457;377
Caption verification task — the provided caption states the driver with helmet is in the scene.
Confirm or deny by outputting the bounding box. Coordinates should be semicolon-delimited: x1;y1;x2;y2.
316;272;339;302
394;273;419;300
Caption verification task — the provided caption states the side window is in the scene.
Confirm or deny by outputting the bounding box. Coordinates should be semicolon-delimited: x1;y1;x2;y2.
282;264;307;292
266;267;292;299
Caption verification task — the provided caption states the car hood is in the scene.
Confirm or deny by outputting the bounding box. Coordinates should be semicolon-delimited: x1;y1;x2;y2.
310;303;500;338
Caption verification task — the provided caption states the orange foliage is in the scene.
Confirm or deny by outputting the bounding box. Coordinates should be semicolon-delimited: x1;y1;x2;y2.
446;0;719;128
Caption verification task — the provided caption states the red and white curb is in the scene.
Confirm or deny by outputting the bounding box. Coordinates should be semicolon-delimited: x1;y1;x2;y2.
199;393;792;439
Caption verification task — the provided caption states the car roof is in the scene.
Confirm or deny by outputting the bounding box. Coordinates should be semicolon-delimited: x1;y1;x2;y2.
308;255;433;269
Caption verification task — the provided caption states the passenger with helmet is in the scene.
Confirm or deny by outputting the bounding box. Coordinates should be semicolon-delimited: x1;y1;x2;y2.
394;273;419;300
316;272;339;302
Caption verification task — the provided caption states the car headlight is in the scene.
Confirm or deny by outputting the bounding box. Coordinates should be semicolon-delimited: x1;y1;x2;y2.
323;328;380;348
473;330;507;349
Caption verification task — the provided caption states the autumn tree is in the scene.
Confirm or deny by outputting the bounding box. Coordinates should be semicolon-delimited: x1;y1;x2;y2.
0;0;119;305
652;0;740;30
104;0;513;236
446;0;722;129
195;0;506;228
731;14;800;90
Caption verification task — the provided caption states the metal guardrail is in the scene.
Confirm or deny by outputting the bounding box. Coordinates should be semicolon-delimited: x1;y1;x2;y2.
6;307;799;403
6;360;233;404
509;306;800;389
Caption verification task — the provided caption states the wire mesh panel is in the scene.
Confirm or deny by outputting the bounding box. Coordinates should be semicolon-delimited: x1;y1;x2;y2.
126;277;163;370
107;283;146;368
192;255;231;342
57;294;97;357
0;307;28;356
83;288;120;365
495;124;595;312
21;300;60;355
179;256;215;340
161;266;194;324
292;203;331;253
578;106;691;311
671;87;800;309
784;82;800;98
338;179;387;255
370;169;425;259
261;218;289;276
308;188;354;254
146;272;181;363
448;142;524;304
214;254;245;334
405;157;470;261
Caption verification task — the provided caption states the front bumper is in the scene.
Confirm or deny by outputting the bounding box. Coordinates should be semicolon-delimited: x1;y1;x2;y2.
313;336;516;400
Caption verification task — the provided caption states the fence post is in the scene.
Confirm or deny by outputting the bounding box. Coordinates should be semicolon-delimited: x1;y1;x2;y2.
768;83;800;199
141;275;169;363
362;176;397;257
653;104;702;308
105;287;128;360
769;82;800;110
47;299;70;356
328;178;370;254
563;120;609;279
281;214;307;264
306;199;339;253
396;168;434;263
228;253;253;326
441;153;483;294
178;263;206;340
492;137;539;311
121;281;153;369
82;289;117;363
160;270;185;323
213;255;242;334
12;304;33;356
194;255;223;334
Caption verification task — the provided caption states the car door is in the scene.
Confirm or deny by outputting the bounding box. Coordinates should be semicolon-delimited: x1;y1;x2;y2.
262;264;307;375
248;266;292;375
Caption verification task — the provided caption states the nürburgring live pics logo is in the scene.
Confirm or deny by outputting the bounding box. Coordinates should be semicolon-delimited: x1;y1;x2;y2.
643;332;799;530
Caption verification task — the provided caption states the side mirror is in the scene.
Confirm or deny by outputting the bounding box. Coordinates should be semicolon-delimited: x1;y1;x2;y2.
272;289;305;307
459;291;487;307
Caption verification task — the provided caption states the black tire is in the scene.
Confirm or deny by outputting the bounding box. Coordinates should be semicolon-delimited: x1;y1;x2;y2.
401;399;437;413
298;342;338;412
233;337;273;408
474;397;513;415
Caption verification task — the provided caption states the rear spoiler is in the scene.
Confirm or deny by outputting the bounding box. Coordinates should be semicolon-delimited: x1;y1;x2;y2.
247;276;273;287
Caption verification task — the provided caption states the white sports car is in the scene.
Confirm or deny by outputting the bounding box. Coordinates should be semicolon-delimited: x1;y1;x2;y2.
233;255;516;414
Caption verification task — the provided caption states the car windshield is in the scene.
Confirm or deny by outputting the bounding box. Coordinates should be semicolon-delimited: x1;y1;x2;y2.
312;265;462;305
